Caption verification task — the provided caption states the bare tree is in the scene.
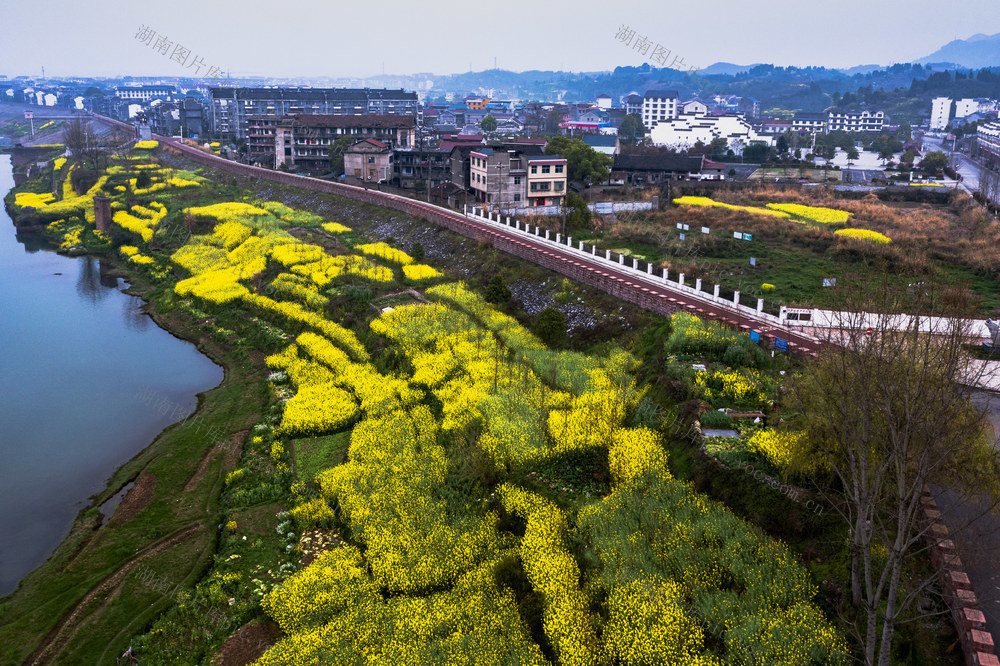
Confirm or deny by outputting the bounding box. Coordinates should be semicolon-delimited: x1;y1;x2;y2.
787;281;1000;666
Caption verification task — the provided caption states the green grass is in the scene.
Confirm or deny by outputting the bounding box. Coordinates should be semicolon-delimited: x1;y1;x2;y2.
293;432;351;482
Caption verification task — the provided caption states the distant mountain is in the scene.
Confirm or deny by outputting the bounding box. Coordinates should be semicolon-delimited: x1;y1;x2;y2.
839;64;883;76
916;32;1000;69
700;62;757;76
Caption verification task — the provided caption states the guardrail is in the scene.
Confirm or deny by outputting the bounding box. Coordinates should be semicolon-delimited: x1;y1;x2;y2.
463;206;788;327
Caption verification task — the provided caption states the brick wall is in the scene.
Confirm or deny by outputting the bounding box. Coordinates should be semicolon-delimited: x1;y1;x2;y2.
162;139;683;319
921;492;999;666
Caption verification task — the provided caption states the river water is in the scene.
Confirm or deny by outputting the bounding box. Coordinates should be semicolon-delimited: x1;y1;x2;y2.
0;154;223;597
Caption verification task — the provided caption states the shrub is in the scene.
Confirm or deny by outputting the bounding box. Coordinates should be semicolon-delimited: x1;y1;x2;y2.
535;307;567;347
485;275;512;305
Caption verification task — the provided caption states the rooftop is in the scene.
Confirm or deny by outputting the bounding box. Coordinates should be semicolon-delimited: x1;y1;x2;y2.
644;89;679;99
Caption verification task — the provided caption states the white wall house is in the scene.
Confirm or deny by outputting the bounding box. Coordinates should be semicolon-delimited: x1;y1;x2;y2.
649;113;769;153
641;90;678;129
680;100;709;115
930;97;952;130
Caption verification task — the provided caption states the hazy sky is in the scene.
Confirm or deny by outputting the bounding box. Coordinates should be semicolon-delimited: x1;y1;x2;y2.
2;0;999;79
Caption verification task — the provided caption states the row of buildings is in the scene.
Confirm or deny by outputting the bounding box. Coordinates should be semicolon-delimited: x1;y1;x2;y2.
977;122;1000;169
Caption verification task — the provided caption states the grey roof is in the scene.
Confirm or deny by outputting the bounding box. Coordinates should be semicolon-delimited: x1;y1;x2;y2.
613;153;704;172
582;134;618;147
209;87;417;102
644;89;679;99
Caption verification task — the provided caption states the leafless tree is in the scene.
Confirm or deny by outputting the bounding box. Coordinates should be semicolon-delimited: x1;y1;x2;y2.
788;281;1000;666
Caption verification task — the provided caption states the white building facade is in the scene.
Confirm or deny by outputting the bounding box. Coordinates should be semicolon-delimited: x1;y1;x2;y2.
641;90;678;129
930;97;952;131
827;110;884;133
649;113;769;153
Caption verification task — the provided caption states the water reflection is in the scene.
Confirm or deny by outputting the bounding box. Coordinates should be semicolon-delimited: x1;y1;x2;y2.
75;256;108;304
122;294;151;331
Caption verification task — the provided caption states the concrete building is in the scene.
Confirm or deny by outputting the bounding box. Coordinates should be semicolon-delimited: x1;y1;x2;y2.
649;113;767;152
641;90;678;129
208;87;418;141
273;114;416;169
596;94;612;110
393;148;451;190
525;155;567;207
931;97;952;131
792;112;827;134
827;110;884;133
115;85;176;102
977;122;1000;167
955;98;978;119
467;148;566;210
344;139;394;183
624;93;643;116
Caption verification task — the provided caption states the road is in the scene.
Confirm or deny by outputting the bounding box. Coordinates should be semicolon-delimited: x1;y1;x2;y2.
923;134;981;194
932;389;1000;658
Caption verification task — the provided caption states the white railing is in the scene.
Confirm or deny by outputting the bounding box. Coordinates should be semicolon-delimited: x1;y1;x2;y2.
462;206;995;342
463;205;789;330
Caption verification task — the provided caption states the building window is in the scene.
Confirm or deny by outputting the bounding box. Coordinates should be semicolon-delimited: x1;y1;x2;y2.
513;176;521;185
542;165;551;174
514;194;521;201
531;165;537;174
555;165;563;174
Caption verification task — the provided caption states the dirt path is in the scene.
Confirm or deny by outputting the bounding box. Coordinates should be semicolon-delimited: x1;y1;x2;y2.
25;523;205;665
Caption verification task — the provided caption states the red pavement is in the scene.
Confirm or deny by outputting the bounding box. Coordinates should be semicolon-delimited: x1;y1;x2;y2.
150;131;820;355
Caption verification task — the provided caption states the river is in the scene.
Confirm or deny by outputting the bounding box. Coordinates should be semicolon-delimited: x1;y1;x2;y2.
0;154;223;597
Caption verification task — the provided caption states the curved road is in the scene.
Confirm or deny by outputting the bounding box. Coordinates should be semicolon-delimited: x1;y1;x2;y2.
133;129;821;356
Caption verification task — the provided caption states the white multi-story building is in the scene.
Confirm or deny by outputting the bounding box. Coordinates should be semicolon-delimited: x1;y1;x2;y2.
649;113;768;153
955;98;978;119
930;97;952;130
641;90;678;128
827;110;885;133
977;122;1000;163
114;85;176;102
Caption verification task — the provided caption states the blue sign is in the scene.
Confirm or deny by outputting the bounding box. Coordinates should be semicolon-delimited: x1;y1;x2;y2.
749;330;760;343
774;338;787;351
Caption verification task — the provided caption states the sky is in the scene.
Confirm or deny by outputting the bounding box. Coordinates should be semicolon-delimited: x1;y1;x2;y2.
1;0;999;79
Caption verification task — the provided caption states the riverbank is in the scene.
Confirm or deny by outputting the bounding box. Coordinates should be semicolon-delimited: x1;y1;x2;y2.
0;142;969;665
0;231;271;664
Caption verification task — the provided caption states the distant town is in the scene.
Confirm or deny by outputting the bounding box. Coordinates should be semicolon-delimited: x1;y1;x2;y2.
4;59;1000;208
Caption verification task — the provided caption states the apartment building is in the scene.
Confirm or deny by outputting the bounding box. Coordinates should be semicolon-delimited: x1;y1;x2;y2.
208;87;418;141
273;114;416;169
467;148;566;210
826;110;884;133
114;85;176;102
931;97;952;131
792;112;827;133
641;90;678;128
977;122;1000;167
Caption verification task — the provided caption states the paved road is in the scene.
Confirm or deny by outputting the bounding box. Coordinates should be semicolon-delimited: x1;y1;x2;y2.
933;389;1000;658
923;135;981;194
